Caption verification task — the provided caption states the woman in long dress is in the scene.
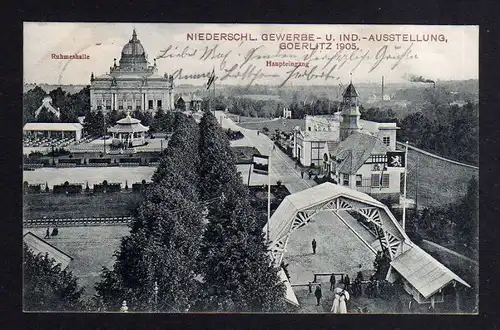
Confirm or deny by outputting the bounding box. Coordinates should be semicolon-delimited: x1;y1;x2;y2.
331;287;350;313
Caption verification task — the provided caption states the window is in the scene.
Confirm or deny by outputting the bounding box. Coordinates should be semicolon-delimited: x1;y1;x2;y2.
105;99;111;110
148;100;153;109
356;174;362;187
381;173;390;188
383;136;390;146
343;174;349;186
127;100;132;110
136;99;141;110
96;99;102;110
118;100;123;110
157;100;162;109
308;127;311;131
371;174;380;187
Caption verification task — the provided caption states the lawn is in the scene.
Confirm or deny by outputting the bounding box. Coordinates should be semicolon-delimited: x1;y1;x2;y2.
404;148;479;208
23;192;143;219
23;226;130;301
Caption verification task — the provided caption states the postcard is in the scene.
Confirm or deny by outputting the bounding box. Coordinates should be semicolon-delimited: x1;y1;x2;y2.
23;23;478;314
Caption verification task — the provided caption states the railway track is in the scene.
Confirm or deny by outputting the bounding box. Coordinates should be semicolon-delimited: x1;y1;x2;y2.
23;216;133;227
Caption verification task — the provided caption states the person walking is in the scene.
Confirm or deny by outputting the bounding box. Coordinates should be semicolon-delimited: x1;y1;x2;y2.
312;239;317;254
344;274;351;291
301;170;304;179
330;273;336;291
44;228;50;239
314;285;322;306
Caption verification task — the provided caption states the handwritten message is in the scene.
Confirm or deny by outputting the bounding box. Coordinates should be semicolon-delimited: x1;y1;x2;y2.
156;31;449;86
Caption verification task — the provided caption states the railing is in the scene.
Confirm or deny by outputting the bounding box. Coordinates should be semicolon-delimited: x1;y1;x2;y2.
23;216;133;227
313;272;347;284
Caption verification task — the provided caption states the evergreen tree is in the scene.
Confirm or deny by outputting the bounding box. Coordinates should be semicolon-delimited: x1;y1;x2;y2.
23;243;85;311
95;112;204;312
23;86;47;124
197;112;286;312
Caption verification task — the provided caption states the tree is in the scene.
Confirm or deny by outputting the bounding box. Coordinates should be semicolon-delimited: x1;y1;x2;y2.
197;112;286;312
23;86;47;124
95;112;204;312
23;243;85;311
36;108;59;123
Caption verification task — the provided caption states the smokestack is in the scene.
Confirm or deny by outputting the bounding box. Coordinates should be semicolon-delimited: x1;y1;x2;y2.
381;76;384;101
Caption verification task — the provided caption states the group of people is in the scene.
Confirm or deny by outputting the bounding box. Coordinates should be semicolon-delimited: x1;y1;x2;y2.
300;170;313;180
313;283;350;314
312;271;370;313
43;226;59;239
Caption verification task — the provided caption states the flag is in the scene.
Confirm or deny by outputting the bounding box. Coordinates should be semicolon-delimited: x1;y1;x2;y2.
252;154;269;175
379;165;384;188
387;151;405;168
206;67;215;90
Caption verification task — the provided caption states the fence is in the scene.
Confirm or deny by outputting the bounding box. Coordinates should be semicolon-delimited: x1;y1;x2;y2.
23;216;133;227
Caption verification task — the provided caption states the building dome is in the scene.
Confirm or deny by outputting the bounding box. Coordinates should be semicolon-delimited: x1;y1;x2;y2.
118;29;148;71
121;29;146;55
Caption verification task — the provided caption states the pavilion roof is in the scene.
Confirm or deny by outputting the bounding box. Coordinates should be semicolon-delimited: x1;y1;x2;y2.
23;232;73;270
23;123;83;132
390;243;470;299
108;122;149;133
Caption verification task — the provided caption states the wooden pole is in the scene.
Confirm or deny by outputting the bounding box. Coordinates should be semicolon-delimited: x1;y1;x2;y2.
267;147;272;244
402;141;409;230
247;163;252;186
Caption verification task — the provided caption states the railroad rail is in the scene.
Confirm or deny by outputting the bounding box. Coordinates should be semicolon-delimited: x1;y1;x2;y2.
23;216;133;227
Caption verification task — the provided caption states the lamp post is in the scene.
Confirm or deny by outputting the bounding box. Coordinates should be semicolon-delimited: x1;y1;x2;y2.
153;281;159;311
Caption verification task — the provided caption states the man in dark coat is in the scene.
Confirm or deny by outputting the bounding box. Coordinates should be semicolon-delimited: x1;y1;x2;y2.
44;228;50;239
301;170;304;179
314;285;322;306
344;274;351;291
330;273;336;290
312;239;317;254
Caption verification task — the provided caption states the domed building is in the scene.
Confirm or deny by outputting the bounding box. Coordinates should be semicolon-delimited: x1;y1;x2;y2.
90;29;175;114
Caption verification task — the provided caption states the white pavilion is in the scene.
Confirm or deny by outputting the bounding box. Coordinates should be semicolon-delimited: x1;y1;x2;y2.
107;113;149;147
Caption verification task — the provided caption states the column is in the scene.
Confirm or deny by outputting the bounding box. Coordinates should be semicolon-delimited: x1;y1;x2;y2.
141;93;145;111
145;93;148;111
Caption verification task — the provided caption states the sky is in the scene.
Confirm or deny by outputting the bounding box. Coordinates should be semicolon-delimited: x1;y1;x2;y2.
24;23;478;87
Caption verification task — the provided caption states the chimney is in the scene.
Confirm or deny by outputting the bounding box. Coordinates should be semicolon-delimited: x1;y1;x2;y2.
381;76;384;101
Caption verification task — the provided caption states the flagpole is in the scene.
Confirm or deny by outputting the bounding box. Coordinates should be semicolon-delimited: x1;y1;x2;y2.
402;141;409;231
267;145;272;244
213;66;216;117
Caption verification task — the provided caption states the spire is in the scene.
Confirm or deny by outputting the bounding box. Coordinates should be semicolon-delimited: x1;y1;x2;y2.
132;28;137;41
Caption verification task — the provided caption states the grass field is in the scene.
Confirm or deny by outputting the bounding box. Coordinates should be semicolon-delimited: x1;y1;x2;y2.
23;192;143;219
405;148;479;208
23;226;130;300
238;118;305;133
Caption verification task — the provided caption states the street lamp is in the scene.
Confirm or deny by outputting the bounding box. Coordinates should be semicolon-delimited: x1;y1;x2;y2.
153;281;159;311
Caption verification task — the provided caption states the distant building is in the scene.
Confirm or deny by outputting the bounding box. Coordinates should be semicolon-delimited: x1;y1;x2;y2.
35;96;61;119
90;29;175;115
293;82;403;198
176;94;202;112
283;107;292;119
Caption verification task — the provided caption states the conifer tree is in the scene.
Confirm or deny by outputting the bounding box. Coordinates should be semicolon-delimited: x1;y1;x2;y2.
197;112;286;312
95;113;204;312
